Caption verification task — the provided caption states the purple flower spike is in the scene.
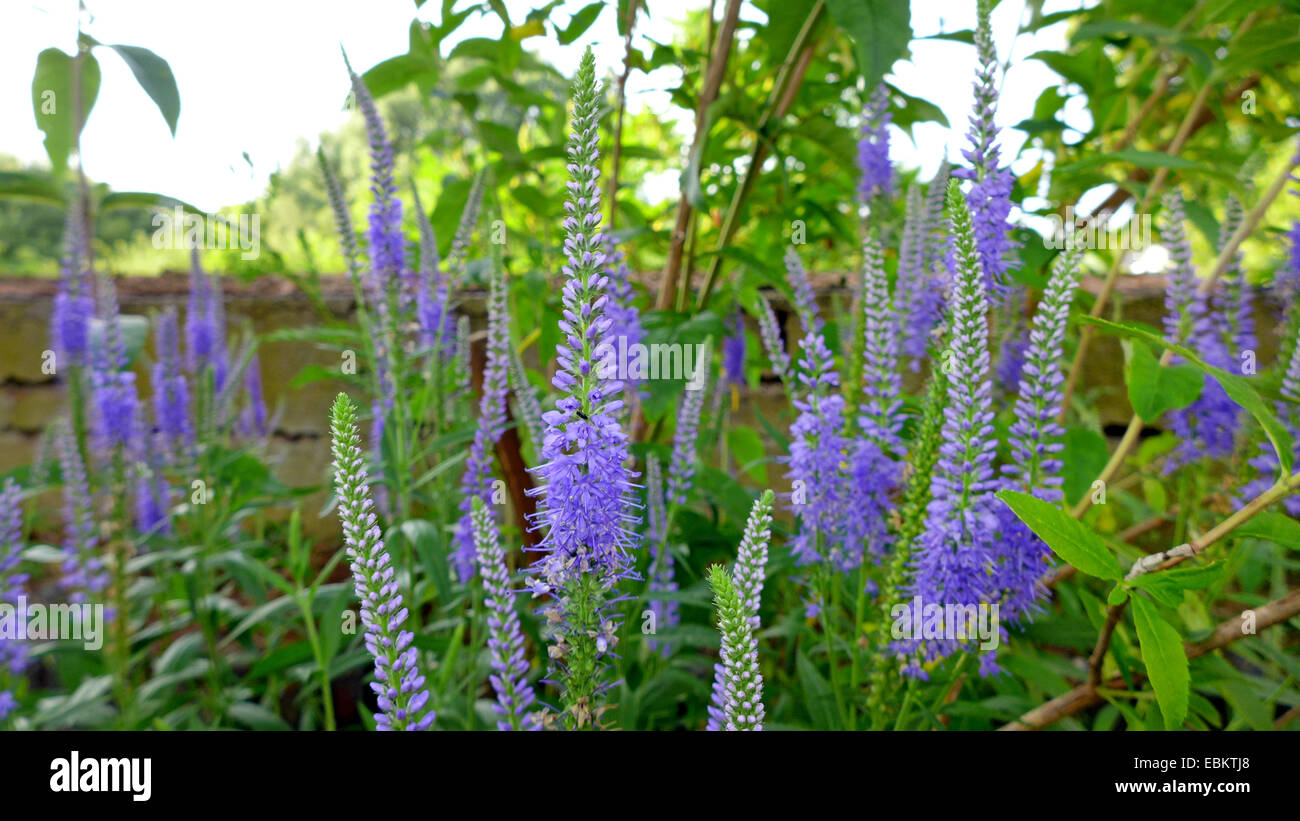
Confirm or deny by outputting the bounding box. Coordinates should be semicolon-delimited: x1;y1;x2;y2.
452;261;511;583
525;48;640;728
857;84;894;205
644;454;678;658
330;394;434;731
471;497;543;730
906;183;1001;667
54;421;106;602
723;307;746;385
755;294;791;380
783;245;823;337
707;490;773;731
152;308;192;452
0;478;29;700
51;207;94;367
667;346;711;506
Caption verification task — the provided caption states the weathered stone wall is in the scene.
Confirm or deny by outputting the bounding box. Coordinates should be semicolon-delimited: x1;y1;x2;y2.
0;271;1285;535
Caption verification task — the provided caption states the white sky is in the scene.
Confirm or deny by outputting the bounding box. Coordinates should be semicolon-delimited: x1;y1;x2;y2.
0;0;1088;213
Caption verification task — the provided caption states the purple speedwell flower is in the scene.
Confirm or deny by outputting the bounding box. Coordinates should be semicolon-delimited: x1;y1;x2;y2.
707;489;773;731
508;343;546;453
525;48;640;729
89;274;140;461
330;393;434;731
51;206;94;367
1239;325;1300;516
0;478;28;697
1166;193;1243;469
412;186;454;353
849;235;903;560
239;353;268;438
906;183;1002;671
644;454;679;658
666;347;711;506
706;560;766;731
786;332;854;569
54;421;106;602
151;308;192;452
185;249;229;392
346;58;408;311
755;293;791;381
602;235;645;382
995;246;1084;622
899;166;954;369
723;307;746;385
857;84;893;206
470;497;542;730
784;245;823;337
452;261;511;583
952;0;1016;302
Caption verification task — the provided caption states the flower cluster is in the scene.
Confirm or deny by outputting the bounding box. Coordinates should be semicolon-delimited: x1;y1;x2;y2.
525;48;640;728
707;490;773;730
784;245;823;337
857;84;894;206
707;560;766;731
906;183;1001;670
471;497;542;730
667;348;710;505
0;478;26;720
452;261;512;583
329;394;434;731
952;0;1015;301
51;207;94;367
755;293;791;380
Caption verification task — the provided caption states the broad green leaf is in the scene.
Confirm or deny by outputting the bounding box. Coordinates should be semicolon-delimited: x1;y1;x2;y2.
105;44;180;134
796;652;837;730
1125;340;1203;422
825;0;911;90
1231;511;1300;548
996;490;1122;580
0;170;66;206
31;48;101;176
1062;427;1108;509
1131;595;1189;730
227;701;293;731
1081;316;1294;475
727;426;768;484
557;2;604;45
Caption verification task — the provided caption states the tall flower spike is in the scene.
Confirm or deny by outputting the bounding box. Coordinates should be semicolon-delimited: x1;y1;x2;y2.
755;293;791;381
318;149;364;287
858;235;903;453
346;56;408;311
857;84;894;206
995;245;1084;622
666;344;711;506
525;48;640;728
706;563;765;731
783;245;823;336
54;420;105;602
329;394;434;731
1240;323;1300;516
471;497;542;730
240;353;268;438
152;308;192;453
723;307;746;385
452;254;511;583
907;182;1001;671
1161;191;1197;345
89;274;140;462
706;490;773;731
1166;192;1241;469
602;235;645;390
786;332;854;569
644;454;678;658
953;0;1016;301
0;478;28;704
51;205;94;367
508;343;546;453
412;185;453;351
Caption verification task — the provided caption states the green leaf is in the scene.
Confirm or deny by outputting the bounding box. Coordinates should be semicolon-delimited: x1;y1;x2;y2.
227;701;293;731
1231;511;1300;548
360;54;433;99
1081;316;1294;475
1130;563;1224;608
31;48;101;177
557;2;604;45
996;490;1122;580
1124;340;1203;422
727;427;768;483
104;45;180;135
825;0;911;89
0;170;66;206
1131;595;1189;730
796;652;837;730
1062;427;1108;509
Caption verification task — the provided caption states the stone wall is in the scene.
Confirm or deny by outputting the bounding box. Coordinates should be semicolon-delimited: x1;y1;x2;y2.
0;271;1285;535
